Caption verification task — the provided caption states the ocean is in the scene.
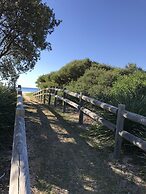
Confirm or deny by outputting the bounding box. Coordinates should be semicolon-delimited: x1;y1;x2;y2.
21;87;39;93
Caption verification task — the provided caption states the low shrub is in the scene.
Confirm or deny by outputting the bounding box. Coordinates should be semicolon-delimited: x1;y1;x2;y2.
0;84;16;150
107;71;146;153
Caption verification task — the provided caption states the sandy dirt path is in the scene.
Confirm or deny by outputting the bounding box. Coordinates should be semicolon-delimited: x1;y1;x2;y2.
24;95;146;194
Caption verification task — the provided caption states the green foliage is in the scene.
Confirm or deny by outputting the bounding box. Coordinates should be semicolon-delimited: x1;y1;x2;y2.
0;0;61;82
119;63;143;76
0;85;16;150
36;59;92;88
36;72;60;88
36;59;146;152
56;59;92;85
108;71;146;144
110;71;146;111
67;65;120;100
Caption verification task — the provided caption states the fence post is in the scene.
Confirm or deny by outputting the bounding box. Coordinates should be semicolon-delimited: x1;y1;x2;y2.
18;85;22;95
54;89;58;107
114;104;125;159
39;91;41;102
79;92;84;124
38;91;39;101
37;92;39;101
63;88;66;113
48;87;52;105
41;90;43;103
43;89;46;104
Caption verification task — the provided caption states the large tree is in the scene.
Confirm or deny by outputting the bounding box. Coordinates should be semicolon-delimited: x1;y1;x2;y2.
0;0;61;84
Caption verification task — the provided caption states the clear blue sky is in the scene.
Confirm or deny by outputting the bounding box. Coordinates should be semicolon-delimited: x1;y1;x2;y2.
18;0;146;87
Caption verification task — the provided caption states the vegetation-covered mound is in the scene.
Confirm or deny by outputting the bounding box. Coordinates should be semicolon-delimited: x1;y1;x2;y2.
36;59;146;153
36;59;145;108
36;59;92;88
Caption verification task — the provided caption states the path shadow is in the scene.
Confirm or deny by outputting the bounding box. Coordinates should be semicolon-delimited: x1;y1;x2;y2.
24;101;146;194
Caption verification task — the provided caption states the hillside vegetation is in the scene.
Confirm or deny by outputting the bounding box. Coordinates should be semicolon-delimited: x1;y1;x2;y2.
36;59;92;88
36;59;145;108
36;59;146;153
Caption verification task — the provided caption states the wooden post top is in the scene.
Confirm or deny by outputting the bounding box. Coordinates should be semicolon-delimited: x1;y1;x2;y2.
18;85;21;89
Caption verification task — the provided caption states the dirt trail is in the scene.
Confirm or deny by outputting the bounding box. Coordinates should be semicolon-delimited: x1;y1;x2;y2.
24;96;146;194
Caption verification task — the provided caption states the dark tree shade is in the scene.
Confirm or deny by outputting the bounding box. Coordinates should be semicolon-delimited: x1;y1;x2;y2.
0;0;61;83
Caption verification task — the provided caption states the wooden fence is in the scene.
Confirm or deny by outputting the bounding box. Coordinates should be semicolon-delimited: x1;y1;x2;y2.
34;87;146;159
9;85;31;194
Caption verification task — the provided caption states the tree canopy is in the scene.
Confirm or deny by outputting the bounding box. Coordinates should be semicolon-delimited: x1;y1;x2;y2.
0;0;61;84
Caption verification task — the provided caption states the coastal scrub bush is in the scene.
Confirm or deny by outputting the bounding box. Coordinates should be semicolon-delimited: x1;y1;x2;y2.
0;84;16;150
110;71;146;114
36;59;92;88
108;71;146;150
67;65;120;100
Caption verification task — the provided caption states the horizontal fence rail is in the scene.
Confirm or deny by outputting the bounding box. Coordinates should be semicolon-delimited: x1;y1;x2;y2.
119;130;146;152
123;110;146;126
34;87;146;159
80;107;116;131
81;95;118;114
9;85;31;194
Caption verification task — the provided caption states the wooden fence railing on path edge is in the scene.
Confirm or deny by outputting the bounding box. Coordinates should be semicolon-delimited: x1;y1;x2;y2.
9;85;31;194
34;87;146;159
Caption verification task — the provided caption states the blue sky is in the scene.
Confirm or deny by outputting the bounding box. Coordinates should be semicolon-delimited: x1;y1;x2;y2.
18;0;146;87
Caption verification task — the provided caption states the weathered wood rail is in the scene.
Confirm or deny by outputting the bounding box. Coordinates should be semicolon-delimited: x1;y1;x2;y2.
9;85;31;194
34;87;146;159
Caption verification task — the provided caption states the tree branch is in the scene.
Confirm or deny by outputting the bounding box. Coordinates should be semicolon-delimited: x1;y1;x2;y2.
0;34;19;58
